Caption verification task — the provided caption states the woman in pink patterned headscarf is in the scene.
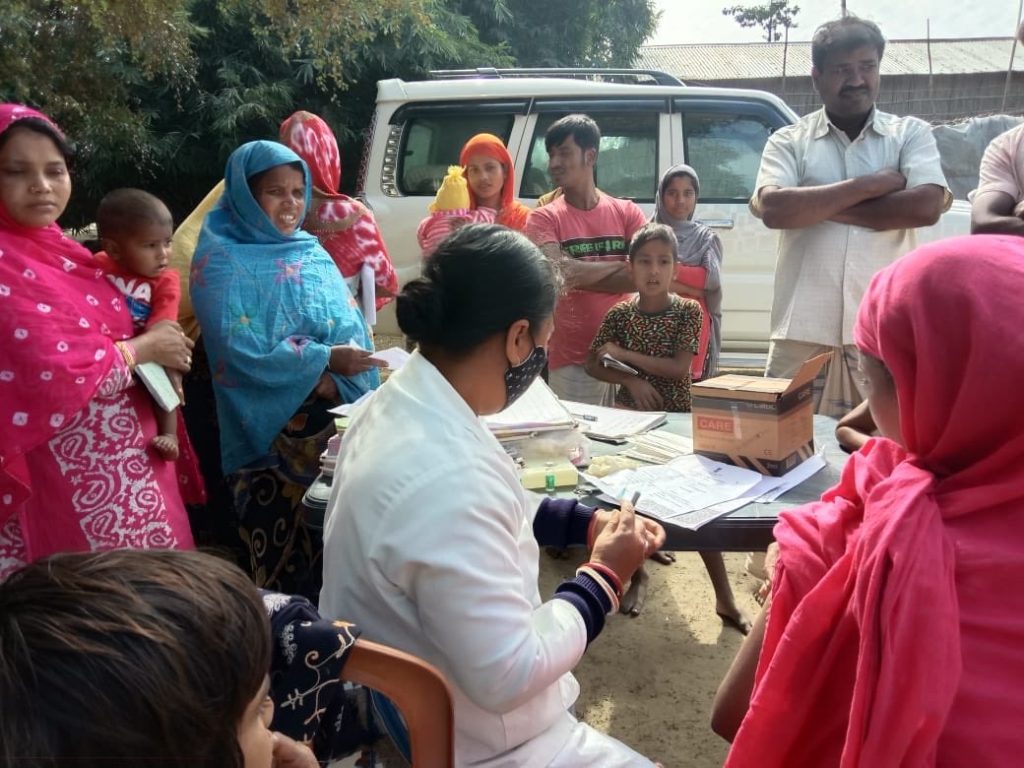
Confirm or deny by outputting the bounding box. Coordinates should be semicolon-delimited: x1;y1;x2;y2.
0;104;194;580
279;111;398;310
715;235;1024;767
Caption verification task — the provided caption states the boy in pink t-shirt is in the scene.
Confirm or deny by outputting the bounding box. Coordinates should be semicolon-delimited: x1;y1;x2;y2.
526;115;647;406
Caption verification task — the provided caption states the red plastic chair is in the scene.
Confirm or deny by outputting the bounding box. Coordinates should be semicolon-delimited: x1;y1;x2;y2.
343;639;455;766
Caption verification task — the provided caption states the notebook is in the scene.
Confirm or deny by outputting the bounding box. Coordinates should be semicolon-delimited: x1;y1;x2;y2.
561;400;667;440
135;362;181;412
483;378;575;438
600;353;639;376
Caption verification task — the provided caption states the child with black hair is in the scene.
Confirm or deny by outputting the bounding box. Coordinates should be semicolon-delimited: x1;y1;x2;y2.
0;549;318;768
586;222;703;412
585;223;752;633
96;188;182;458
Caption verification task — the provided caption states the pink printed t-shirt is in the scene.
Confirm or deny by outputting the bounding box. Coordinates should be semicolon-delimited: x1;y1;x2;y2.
526;193;647;370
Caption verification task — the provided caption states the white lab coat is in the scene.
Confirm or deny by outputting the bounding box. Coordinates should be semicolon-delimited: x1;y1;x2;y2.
321;351;590;765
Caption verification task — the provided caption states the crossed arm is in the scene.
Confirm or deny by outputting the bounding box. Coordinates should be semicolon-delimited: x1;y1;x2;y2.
539;243;634;293
587;341;692;382
584;341;693;411
971;191;1024;236
538;243;704;298
756;171;947;232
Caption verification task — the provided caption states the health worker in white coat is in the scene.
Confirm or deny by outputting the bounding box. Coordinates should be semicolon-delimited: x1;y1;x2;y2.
320;224;665;767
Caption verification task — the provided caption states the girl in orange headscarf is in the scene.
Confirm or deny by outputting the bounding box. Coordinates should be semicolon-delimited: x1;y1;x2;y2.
459;133;532;231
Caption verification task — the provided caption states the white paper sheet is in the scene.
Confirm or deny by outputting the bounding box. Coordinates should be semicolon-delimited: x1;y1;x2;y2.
328;389;376;416
600;352;639;376
583;455;830;532
674;475;785;530
581;454;764;521
371;346;411;370
359;262;376;326
754;454;828;502
562;400;666;439
591;473;786;531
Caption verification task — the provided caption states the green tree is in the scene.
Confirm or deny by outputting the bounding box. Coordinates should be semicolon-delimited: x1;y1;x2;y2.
0;0;504;223
461;0;659;67
722;0;800;43
0;0;654;226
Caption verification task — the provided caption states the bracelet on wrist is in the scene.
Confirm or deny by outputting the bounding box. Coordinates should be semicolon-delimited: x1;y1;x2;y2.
582;560;623;597
114;340;137;371
577;565;620;615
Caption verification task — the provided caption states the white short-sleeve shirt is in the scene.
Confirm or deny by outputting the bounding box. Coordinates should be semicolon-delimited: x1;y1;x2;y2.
752;108;951;346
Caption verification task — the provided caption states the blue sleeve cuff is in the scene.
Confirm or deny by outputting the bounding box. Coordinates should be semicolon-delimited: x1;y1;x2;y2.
552;573;611;645
533;498;595;548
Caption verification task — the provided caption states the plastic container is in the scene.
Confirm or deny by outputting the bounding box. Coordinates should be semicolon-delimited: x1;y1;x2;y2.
302;434;343;530
520;462;579;491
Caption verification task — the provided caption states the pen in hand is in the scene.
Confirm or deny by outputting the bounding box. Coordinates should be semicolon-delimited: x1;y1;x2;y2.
630;491;641;506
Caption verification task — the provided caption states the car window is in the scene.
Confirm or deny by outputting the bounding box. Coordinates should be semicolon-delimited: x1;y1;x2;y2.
521;112;659;201
398;114;513;195
681;113;774;202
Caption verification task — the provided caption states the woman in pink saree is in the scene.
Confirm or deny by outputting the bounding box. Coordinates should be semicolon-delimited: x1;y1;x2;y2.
0;105;194;580
713;235;1024;766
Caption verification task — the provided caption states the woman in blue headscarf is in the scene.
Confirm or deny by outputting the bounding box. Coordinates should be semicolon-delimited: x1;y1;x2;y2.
192;140;382;597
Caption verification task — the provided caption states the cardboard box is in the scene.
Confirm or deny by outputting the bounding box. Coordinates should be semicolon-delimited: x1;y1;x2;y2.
690;354;830;476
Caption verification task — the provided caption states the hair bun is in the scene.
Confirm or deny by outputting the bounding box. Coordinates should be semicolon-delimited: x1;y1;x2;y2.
396;277;445;345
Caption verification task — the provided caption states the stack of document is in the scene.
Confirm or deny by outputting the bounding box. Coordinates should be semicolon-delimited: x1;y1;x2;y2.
582;454;764;530
584;453;828;531
620;431;693;464
562;401;667;441
483;379;576;439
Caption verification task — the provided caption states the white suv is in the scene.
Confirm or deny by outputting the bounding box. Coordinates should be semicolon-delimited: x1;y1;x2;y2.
357;70;971;360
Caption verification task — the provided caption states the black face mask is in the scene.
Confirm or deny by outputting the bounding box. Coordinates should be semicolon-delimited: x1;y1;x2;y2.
503;344;547;409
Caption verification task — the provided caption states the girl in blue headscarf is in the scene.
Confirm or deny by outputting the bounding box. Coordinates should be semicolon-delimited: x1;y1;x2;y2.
192;140;382;597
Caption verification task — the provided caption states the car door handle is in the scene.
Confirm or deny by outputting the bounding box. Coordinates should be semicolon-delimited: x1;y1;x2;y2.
696;217;734;230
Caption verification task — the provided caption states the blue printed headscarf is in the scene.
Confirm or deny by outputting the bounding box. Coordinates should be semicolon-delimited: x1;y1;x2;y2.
191;140;378;474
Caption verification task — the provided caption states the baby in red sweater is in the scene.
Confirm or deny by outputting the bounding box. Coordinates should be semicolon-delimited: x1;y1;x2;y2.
96;189;181;460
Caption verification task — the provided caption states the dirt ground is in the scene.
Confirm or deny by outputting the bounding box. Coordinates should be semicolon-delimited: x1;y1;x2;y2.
537;550;761;768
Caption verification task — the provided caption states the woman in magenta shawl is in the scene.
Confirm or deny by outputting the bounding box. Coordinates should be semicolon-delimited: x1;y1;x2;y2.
0;105;195;580
714;235;1024;767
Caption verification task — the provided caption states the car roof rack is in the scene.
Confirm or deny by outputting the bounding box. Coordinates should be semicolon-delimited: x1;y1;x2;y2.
427;68;684;87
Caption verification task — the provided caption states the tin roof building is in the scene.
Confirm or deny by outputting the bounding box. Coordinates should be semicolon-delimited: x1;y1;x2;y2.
637;37;1024;121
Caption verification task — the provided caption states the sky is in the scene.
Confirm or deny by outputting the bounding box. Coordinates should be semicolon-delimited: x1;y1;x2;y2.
650;0;1022;45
